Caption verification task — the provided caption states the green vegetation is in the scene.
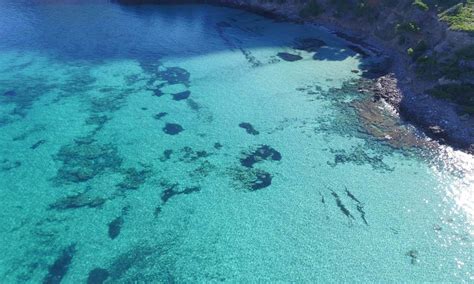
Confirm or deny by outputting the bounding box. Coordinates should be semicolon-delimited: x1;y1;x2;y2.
415;45;474;80
411;40;429;59
299;0;324;17
396;22;422;34
440;0;474;33
412;0;429;11
414;55;439;78
455;44;474;59
427;83;474;113
330;0;353;15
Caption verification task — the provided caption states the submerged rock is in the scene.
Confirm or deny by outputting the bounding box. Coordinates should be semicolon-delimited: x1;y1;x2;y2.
162;123;183;135
49;191;106;211
116;167;152;190
0;159;21;172
240;48;263;67
228;167;273;191
160;183;201;203
53;140;123;184
3;90;16;97
106;246;156;281
250;170;272;190
161;186;178;204
186;98;201;111
154;206;162;218
85;115;110;132
327;146;394;172
30;139;46;149
406;249;419;265
157;67;190;86
43;245;76;284
108;216;124;240
153;89;164;97
179;146;209;162
240;145;282;168
172;91;190;101
239;122;259;135
160;149;173;161
181;186;201;194
190;160;217;178
293;38;326;52
277;52;302;62
153;112;168;120
87;268;110;284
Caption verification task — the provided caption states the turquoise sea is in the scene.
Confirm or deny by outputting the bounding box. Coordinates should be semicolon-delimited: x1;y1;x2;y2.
0;1;472;282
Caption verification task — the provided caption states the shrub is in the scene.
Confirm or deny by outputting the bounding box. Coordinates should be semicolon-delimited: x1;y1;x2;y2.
440;1;474;33
408;40;429;61
415;55;439;79
455;44;474;60
354;2;380;22
412;0;429;11
300;0;324;18
396;22;421;34
427;83;474;113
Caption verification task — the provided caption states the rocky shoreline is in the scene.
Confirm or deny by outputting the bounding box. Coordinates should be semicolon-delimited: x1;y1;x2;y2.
116;0;474;154
217;0;474;154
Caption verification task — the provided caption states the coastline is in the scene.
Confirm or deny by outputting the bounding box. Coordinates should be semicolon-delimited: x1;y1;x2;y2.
213;0;474;154
116;0;474;154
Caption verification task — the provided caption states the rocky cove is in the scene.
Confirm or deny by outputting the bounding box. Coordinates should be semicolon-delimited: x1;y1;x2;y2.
117;0;474;154
1;2;473;282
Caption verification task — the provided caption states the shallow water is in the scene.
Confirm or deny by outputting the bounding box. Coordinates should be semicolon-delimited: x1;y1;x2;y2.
0;1;473;282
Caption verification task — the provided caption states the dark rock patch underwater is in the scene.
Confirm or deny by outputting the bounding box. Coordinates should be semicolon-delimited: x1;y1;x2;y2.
179;146;210;162
116;166;153;190
30;139;46;150
3;90;16;97
172;90;190;101
156;66;190;86
162;123;184;135
108;207;129;240
240;145;282;168
153;112;168;120
87;268;110;284
160;183;201;204
277;52;302;62
108;216;124;240
327;146;394;172
53;138;123;184
239;122;259;135
49;190;106;211
43;245;76;284
229;167;273;191
0;159;21;172
293;38;326;52
250;169;272;190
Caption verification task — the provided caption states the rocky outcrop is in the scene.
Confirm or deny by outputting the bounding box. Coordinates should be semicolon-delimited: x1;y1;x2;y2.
210;0;474;153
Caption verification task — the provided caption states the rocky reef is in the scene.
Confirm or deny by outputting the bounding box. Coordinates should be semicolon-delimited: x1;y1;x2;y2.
53;138;123;184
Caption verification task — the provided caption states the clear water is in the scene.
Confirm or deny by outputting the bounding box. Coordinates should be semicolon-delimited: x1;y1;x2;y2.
0;1;473;282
